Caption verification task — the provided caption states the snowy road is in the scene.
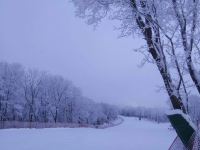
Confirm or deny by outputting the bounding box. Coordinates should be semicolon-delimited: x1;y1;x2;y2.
0;117;176;150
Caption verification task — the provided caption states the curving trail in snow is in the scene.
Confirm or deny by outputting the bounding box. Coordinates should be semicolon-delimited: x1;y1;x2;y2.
0;117;176;150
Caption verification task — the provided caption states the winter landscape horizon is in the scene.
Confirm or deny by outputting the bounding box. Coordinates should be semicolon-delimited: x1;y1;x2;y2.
1;0;200;150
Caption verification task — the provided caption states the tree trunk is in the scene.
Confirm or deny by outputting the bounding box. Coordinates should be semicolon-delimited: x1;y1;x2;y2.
131;0;186;112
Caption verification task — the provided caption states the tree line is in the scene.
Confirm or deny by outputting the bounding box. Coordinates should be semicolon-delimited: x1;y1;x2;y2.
120;106;168;123
120;95;200;124
2;61;199;128
0;62;118;127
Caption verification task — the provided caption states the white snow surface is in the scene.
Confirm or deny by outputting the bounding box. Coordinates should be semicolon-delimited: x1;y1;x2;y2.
0;117;176;150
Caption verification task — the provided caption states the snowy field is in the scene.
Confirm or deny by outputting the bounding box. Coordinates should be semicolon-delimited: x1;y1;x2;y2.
0;117;176;150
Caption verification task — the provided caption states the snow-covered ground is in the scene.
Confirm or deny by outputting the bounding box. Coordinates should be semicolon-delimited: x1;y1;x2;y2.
0;117;176;150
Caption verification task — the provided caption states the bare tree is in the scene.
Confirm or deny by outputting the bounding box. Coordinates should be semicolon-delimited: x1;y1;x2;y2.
0;61;119;128
0;62;24;122
72;0;189;111
47;75;70;123
170;0;200;95
23;70;44;122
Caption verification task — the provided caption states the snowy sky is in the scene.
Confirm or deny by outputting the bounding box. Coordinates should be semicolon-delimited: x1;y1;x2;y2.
0;0;168;107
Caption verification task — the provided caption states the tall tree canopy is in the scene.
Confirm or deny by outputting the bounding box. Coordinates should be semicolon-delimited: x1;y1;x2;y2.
72;0;200;113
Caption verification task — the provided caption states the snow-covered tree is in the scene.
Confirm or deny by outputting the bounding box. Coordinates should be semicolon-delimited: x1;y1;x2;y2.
22;70;46;122
0;62;24;121
0;61;119;127
70;0;200;117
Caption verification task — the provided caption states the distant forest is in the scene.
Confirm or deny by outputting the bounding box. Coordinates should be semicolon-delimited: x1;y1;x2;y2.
0;62;118;128
3;61;200;129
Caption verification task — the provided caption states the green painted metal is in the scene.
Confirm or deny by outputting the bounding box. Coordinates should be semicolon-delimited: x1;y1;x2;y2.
167;113;196;148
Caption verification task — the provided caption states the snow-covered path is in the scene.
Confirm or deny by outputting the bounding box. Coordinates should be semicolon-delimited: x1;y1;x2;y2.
0;117;176;150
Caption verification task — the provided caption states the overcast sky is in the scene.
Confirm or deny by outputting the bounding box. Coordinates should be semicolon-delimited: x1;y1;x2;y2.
0;0;168;108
